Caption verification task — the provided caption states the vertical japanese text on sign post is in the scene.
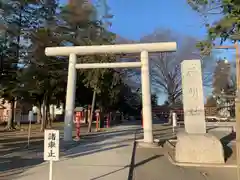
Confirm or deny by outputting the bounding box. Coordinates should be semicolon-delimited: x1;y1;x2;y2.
48;132;56;158
44;130;59;161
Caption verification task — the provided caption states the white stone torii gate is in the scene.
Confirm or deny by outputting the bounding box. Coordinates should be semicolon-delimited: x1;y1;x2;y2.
45;42;177;143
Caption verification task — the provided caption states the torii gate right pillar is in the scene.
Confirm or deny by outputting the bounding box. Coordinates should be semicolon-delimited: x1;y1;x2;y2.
141;50;153;143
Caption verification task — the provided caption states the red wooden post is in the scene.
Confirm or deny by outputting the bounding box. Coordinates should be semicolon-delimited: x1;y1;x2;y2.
96;112;100;131
106;113;110;128
110;112;112;124
81;110;84;122
80;111;82;122
75;112;81;140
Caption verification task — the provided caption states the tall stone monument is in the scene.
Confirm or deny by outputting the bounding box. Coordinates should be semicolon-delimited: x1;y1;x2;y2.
175;60;224;164
181;60;206;133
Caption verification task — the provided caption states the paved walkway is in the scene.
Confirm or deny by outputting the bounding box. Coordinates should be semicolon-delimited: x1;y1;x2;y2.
133;146;237;180
133;147;205;180
5;122;238;180
13;125;140;180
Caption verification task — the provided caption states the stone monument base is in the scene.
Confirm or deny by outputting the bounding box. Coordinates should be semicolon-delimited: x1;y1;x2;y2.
175;132;224;164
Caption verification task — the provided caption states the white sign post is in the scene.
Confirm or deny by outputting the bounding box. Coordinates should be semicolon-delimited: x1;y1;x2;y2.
26;110;33;148
44;129;60;180
172;112;177;133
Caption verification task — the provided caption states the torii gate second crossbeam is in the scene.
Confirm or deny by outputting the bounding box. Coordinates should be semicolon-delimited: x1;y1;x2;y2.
45;42;177;144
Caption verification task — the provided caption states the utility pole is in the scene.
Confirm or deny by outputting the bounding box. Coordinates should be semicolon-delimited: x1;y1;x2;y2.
235;42;240;180
215;42;240;180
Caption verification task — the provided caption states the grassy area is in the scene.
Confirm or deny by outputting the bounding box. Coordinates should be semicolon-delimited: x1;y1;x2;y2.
0;121;102;158
20;121;65;131
0;122;83;177
0;122;66;156
0;121;114;178
0;121;65;132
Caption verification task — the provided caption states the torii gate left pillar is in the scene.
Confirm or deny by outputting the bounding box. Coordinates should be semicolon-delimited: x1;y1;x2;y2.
45;42;177;144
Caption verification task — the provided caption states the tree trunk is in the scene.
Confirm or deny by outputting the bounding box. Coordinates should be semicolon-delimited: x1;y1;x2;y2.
51;105;55;122
14;98;20;128
37;103;42;124
88;90;96;133
6;99;15;130
40;100;46;132
166;110;173;125
47;103;52;128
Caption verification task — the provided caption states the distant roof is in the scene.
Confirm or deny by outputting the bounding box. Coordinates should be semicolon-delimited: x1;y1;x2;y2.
0;105;6;109
74;107;84;111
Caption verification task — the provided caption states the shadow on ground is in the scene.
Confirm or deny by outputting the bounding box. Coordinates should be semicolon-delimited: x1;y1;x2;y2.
86;129;164;180
126;133;164;180
0;123;139;179
0;121;172;179
220;132;236;162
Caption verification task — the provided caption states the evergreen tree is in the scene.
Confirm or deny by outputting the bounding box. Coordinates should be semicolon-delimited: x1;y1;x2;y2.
188;0;240;53
213;59;231;95
0;0;38;129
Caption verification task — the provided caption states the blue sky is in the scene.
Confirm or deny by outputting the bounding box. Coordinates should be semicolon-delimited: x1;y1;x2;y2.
60;0;233;104
107;0;207;40
60;0;208;39
104;0;222;104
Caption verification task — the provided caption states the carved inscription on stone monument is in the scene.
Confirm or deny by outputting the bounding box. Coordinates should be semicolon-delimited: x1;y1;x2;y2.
181;60;206;134
189;87;199;99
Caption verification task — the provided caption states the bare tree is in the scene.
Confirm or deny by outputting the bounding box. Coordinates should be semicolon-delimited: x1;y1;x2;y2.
141;29;214;105
116;29;216;105
150;52;181;105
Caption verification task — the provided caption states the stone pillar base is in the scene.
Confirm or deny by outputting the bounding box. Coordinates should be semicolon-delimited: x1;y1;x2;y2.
175;132;225;164
136;139;160;148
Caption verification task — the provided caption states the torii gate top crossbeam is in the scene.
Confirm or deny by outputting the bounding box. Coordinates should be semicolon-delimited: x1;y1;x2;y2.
45;42;177;56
